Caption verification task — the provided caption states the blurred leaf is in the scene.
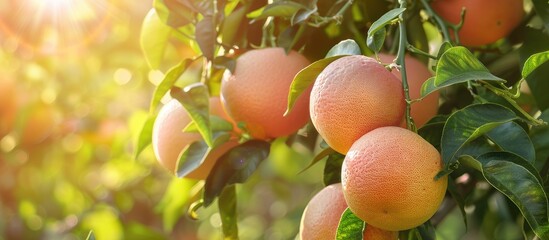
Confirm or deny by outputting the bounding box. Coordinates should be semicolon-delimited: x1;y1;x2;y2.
418;115;447;150
299;147;335;174
367;27;386;53
323;152;345;186
203;140;270;206
441;103;517;167
292;6;318;25
277;23;312;53
221;5;249;47
219;185;239;239
140;9;172;70
86;231;95;240
522;50;549;79
447;180;467;230
532;0;549;31
196;16;216;61
336;208;364;240
170;84;213;146
134;115;156;159
150;59;194;112
213;56;236;73
519;27;549;111
460;152;549;238
157;178;198;231
254;1;305;20
285;55;345;115
154;0;195;28
416;221;436;240
421;47;505;98
406;10;429;63
366;7;404;52
124;222;166;240
485;122;535;163
326;39;361;57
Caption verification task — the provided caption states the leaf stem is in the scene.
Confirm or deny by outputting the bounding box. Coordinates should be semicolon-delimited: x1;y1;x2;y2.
407;44;438;59
419;0;451;42
397;0;414;131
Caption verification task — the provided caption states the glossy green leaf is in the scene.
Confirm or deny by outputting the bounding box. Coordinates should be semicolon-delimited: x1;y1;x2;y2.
134;115;156;159
285;56;345;115
203;140;270;206
140;9;172;70
421;46;505;98
326;39;361;58
532;0;549;31
219;185;238;239
291;6;317;25
323;152;345;186
175;141;209;178
460;152;549;239
519;27;549;111
170;83;213;146
150;59;194;112
522;51;549;79
366;27;386;53
254;1;305;20
485;122;535;163
418;115;447;150
195;16;216;61
336;208;364;240
441;103;517;166
366;7;405;41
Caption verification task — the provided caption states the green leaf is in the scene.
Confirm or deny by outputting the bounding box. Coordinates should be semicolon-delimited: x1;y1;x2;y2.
519;27;549;111
86;231;96;240
441;103;517;166
485;122;535;163
323;152;345;186
285;56;345;115
203;140;270;206
156;178;198;231
175;141;209;177
326;39;361;58
366;7;405;43
447;180;468;230
418;115;447;150
532;0;549;31
299;147;336;174
459;152;549;239
522;51;549;79
140;9;172;70
291;6;318;25
219;185;239;239
421;46;505;98
366;27;386;53
254;1;305;20
150;59;194;113
183;115;233;133
221;5;248;47
170;84;213;146
336;208;365;240
195;16;216;61
134;115;156;159
153;0;194;28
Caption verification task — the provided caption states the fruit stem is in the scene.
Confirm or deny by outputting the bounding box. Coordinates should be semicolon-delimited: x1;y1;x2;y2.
397;0;414;131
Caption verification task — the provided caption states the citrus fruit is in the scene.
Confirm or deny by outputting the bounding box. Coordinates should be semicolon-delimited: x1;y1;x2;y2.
431;0;524;46
221;48;311;140
378;53;439;127
299;183;398;240
152;97;238;179
310;55;405;154
341;126;447;231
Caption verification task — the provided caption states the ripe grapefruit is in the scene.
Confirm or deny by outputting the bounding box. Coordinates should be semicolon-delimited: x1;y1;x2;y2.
310;55;405;154
341;126;447;231
431;0;524;46
299;183;398;240
378;53;439;127
221;48;311;140
152;97;238;179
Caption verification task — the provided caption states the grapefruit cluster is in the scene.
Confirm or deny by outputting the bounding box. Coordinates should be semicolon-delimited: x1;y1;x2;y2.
307;54;447;232
152;48;312;178
431;0;524;47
